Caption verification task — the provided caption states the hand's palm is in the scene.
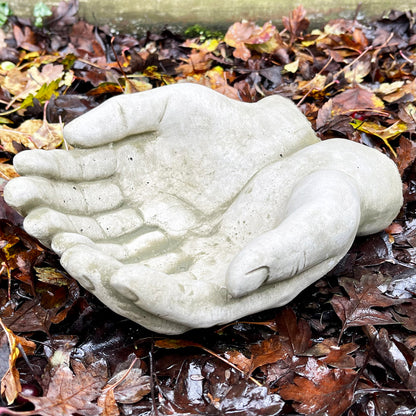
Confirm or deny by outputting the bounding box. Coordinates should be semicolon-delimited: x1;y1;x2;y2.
5;84;401;334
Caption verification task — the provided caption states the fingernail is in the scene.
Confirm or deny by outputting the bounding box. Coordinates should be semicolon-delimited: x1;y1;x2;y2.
245;266;269;287
77;274;95;291
113;282;139;302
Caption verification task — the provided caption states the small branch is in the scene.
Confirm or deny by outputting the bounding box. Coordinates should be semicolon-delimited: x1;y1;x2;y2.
149;340;159;416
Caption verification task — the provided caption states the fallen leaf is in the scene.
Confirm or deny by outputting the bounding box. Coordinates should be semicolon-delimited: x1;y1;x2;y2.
12;24;39;52
331;274;406;338
97;388;119;416
248;336;291;375
344;57;371;84
274;308;311;355
0;319;21;404
35;267;69;286
331;86;385;115
304;339;358;369
282;5;309;44
0;318;35;404
279;358;357;416
0;119;63;153
24;359;107;416
284;59;299;73
0;163;18;180
6;64;66;108
394;136;416;174
224;21;279;61
109;367;150;404
223;351;251;375
350;118;408;155
364;326;412;385
383;78;416;103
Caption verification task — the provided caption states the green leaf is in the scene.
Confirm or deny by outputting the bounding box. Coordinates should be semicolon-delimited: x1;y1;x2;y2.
0;116;12;124
0;2;11;27
20;79;61;109
33;1;52;27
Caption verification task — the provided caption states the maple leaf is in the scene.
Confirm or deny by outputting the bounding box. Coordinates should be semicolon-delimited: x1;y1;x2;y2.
24;360;107;416
224;21;279;61
331;274;406;339
279;358;357;416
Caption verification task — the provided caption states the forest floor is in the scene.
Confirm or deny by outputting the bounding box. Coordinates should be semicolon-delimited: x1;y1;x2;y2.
0;1;416;415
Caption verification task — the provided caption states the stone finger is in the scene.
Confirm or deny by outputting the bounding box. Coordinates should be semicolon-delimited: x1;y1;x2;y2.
12;148;117;181
4;176;123;216
59;243;190;334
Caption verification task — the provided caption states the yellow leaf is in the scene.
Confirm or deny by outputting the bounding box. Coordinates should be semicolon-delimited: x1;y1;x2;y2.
3;64;66;109
0;318;21;404
350;119;408;156
284;59;299;73
30;120;64;150
183;38;220;52
376;81;404;95
0;321;36;405
0;119;63;153
35;267;69;286
298;74;327;92
124;79;153;94
344;59;371;84
0;163;18;180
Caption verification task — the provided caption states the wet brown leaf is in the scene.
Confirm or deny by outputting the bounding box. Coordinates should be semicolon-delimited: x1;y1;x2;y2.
279;358;357;416
24;359;107;416
331;274;406;337
304;339;358;369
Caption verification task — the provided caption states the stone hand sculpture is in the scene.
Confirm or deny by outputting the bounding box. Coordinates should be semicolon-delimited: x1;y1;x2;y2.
4;83;403;334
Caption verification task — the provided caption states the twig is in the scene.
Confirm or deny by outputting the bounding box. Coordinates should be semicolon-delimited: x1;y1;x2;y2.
149;339;159;416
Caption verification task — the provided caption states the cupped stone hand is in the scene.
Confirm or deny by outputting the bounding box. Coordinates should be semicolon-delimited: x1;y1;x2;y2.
4;83;403;334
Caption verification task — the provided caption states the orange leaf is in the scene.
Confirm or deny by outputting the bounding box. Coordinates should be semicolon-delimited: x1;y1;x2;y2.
279;359;357;415
0;318;35;404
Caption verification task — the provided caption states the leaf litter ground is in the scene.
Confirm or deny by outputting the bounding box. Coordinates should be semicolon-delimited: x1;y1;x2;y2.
0;2;416;415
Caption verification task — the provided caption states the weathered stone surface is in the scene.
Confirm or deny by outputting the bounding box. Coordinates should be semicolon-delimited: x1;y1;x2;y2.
11;0;416;33
4;84;403;333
